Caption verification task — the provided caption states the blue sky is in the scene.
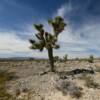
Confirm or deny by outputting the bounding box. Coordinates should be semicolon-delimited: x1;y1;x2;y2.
0;0;100;58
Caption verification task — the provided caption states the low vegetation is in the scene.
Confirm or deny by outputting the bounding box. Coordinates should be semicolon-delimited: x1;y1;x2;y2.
63;54;68;61
85;76;100;89
56;80;83;98
0;59;100;100
79;74;100;89
88;55;94;63
0;70;13;100
54;56;60;62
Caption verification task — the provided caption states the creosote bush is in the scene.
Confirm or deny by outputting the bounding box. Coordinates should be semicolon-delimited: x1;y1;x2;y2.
29;16;66;72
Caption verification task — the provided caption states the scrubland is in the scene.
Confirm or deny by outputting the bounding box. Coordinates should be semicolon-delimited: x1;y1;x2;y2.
0;59;100;100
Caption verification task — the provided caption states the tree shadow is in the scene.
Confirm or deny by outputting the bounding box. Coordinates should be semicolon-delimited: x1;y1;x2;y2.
40;68;95;77
56;68;94;79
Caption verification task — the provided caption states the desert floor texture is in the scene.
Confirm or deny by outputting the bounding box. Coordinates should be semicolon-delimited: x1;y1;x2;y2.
0;59;100;100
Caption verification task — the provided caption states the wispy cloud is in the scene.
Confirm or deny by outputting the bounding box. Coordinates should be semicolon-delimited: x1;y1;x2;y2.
55;3;73;17
0;31;48;58
0;32;30;52
53;1;100;58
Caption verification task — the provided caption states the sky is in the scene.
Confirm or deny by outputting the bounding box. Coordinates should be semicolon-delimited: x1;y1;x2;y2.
0;0;100;58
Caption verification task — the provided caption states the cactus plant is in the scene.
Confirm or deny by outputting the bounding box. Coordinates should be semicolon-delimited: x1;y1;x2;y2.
29;16;66;72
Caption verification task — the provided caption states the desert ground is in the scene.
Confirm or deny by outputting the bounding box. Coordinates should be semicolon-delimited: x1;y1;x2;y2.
0;59;100;100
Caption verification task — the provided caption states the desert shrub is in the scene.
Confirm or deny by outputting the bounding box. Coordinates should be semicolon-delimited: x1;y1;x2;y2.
79;74;100;89
88;55;94;63
95;67;100;73
15;89;21;97
75;58;79;61
59;58;64;62
0;70;13;100
14;81;33;100
70;87;83;98
54;56;60;62
56;79;83;98
85;76;100;89
63;54;68;61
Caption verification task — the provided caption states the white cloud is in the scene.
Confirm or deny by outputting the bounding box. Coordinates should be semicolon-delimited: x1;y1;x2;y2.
48;3;100;58
0;32;48;58
59;26;87;44
0;32;31;52
55;3;72;17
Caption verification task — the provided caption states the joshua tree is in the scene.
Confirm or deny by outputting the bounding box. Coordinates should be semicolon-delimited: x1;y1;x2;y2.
29;16;66;72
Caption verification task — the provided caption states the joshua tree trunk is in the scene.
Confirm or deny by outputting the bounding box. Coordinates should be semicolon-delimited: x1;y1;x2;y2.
48;47;55;72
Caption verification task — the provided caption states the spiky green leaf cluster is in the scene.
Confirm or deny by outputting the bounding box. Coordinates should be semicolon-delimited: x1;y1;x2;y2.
29;16;66;51
48;16;66;36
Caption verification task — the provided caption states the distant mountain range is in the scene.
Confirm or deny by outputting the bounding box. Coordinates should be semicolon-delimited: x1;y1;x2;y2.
0;57;48;61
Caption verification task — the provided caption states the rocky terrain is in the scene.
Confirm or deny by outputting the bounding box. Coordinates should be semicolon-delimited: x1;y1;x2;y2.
0;59;100;100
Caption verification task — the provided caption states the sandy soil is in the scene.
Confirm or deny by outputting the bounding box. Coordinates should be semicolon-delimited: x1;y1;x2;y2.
0;59;100;100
